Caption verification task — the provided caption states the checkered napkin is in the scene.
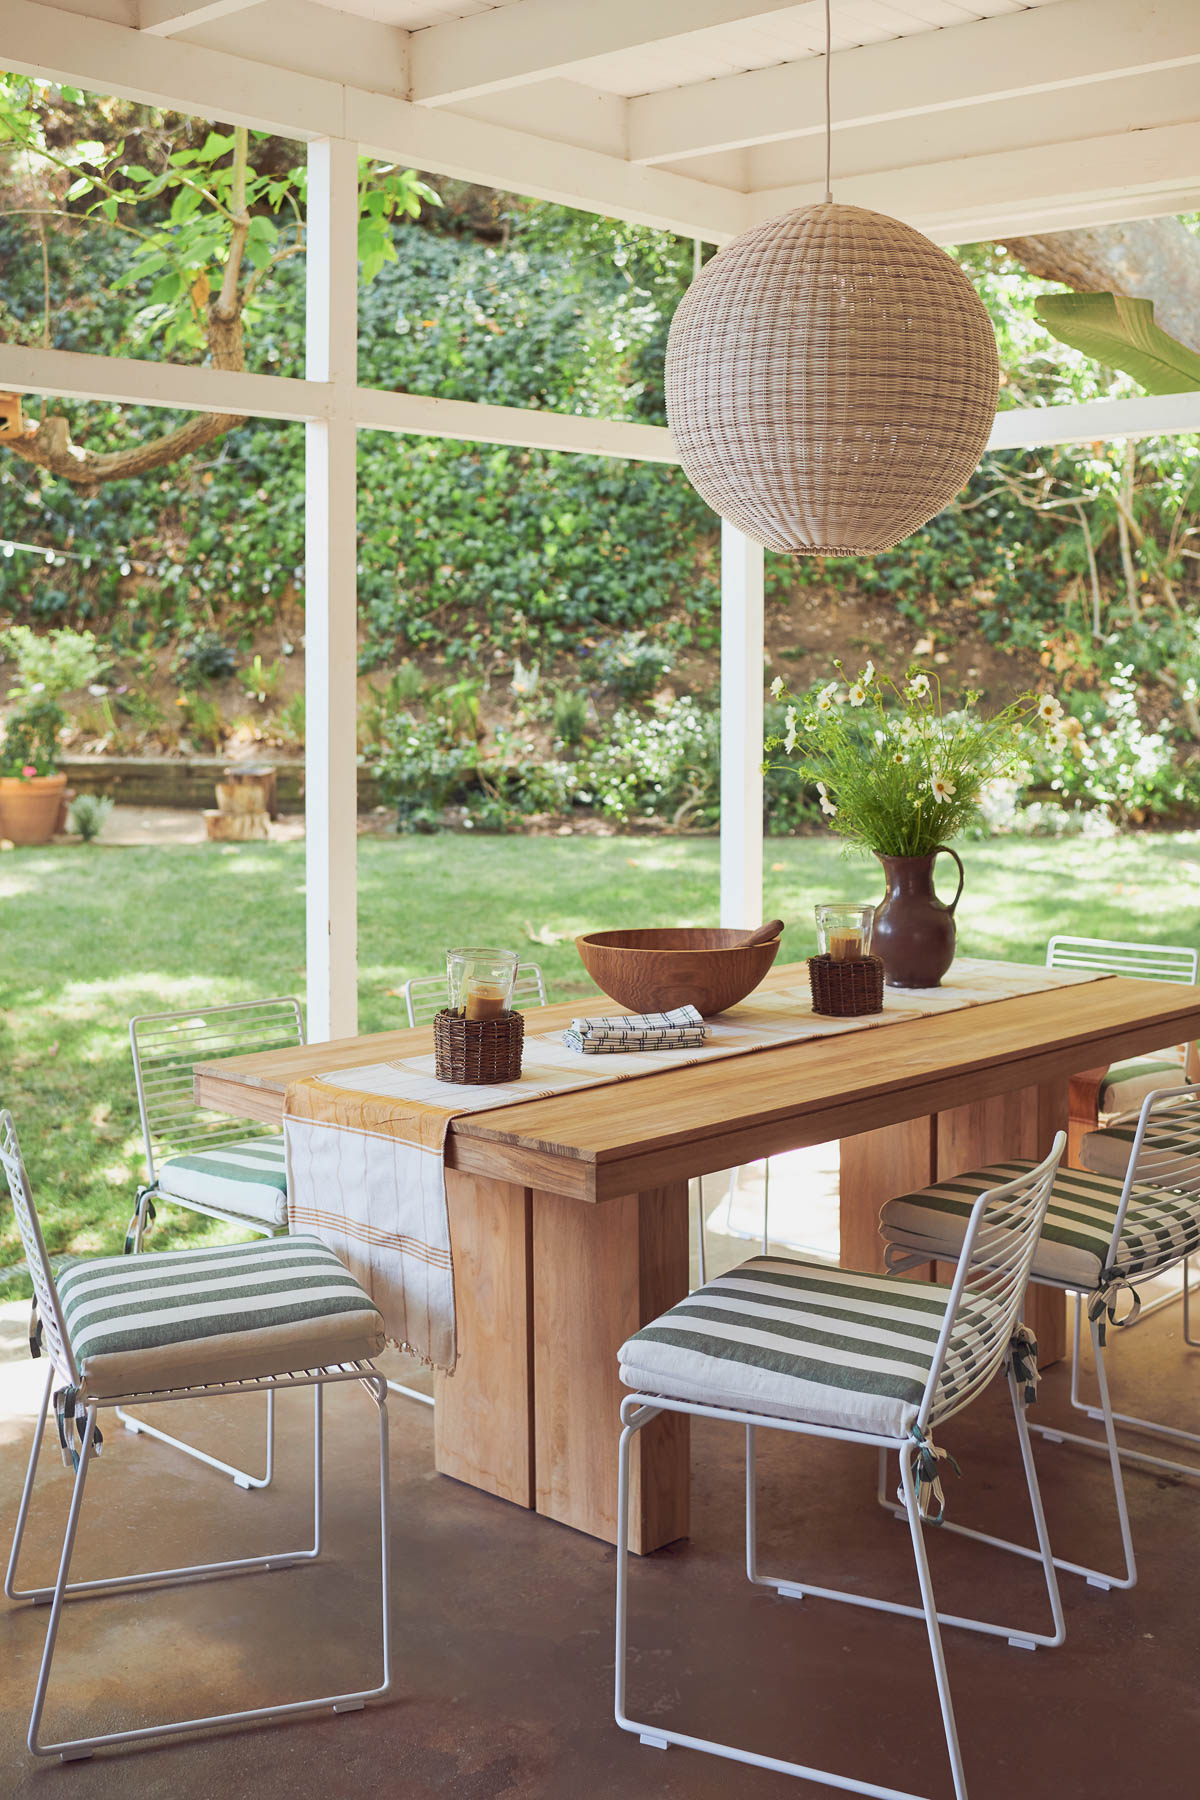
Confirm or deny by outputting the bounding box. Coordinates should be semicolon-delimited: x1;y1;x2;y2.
563;1004;707;1055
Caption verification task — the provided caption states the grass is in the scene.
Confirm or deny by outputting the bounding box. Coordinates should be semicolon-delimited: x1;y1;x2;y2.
3;828;1200;1294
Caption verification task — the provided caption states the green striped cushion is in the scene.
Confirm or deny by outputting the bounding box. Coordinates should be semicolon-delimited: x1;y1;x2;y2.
159;1135;289;1228
1099;1057;1185;1114
57;1236;384;1400
880;1162;1200;1291
618;1257;1005;1437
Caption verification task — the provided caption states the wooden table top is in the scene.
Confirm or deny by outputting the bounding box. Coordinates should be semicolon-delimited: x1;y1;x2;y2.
194;963;1200;1202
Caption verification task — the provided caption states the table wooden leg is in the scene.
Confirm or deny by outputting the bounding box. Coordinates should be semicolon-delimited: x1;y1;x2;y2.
434;1172;535;1508
936;1081;1068;1366
839;1118;936;1278
531;1183;690;1552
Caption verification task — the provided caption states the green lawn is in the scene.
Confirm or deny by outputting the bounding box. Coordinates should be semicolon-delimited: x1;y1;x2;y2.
3;830;1199;1291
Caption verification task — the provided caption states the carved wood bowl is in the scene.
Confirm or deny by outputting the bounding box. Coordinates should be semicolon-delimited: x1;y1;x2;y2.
576;927;782;1018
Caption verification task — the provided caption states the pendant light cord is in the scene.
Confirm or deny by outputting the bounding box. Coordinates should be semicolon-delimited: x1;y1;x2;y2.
823;0;832;203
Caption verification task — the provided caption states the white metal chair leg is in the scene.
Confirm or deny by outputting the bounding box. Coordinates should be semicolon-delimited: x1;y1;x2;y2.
1027;1310;1138;1591
115;1385;277;1488
617;1403;974;1798
385;1378;434;1408
17;1375;391;1759
760;1372;1065;1650
4;1364;54;1603
1060;1292;1200;1481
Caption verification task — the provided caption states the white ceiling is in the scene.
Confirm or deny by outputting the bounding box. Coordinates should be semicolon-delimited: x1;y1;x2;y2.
8;0;1200;245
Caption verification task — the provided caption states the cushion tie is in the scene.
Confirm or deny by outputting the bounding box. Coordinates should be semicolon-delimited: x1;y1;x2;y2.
123;1184;158;1256
907;1425;961;1525
1004;1323;1041;1406
28;1295;43;1361
53;1386;102;1472
1088;1277;1142;1347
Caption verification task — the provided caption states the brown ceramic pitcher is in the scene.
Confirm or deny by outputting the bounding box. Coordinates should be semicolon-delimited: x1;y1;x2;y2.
872;845;965;988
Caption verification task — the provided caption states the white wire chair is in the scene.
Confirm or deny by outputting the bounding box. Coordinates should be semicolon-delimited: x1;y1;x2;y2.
1;1110;391;1762
1047;933;1199;1338
882;1084;1200;1593
615;1137;1066;1800
123;996;306;1484
401;961;548;1026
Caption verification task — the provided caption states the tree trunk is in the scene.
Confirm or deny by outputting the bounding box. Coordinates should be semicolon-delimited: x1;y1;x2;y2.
3;301;246;494
1002;218;1200;354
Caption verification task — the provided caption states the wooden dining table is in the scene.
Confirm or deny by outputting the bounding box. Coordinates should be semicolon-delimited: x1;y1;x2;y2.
194;962;1200;1554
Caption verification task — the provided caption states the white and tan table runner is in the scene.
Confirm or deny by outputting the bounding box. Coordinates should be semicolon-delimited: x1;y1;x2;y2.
283;958;1104;1371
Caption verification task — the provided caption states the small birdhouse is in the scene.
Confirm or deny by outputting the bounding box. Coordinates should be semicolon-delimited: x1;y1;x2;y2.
0;393;23;441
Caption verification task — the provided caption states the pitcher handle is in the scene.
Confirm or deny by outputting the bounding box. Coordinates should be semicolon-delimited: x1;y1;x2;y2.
933;844;965;915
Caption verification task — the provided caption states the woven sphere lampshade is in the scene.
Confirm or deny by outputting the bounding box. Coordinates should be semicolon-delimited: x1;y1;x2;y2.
666;202;999;556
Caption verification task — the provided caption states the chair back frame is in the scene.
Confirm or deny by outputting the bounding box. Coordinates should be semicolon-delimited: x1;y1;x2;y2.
1046;935;1198;985
0;1111;79;1389
402;962;547;1028
129;996;304;1186
1103;1082;1200;1270
917;1132;1066;1433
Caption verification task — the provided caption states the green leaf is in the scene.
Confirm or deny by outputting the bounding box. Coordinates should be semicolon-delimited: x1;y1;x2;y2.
1035;292;1200;395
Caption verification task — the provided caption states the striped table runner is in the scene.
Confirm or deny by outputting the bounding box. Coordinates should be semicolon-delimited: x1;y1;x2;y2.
284;958;1105;1372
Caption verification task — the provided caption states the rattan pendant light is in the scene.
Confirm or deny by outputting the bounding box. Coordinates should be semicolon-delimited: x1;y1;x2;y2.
665;1;998;557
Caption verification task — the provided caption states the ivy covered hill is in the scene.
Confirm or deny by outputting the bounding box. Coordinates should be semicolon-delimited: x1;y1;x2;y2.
1;87;1198;831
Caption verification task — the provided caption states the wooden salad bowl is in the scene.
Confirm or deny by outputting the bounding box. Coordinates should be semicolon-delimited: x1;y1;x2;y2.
576;927;782;1017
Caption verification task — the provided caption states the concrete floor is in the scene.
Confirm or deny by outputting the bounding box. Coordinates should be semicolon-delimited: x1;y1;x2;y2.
2;1275;1199;1798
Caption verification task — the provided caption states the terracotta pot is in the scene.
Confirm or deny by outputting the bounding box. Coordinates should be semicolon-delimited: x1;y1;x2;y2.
872;845;964;988
0;773;69;846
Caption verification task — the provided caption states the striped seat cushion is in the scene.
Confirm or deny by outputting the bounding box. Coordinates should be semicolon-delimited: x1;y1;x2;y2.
618;1257;1007;1438
56;1236;384;1401
158;1136;289;1228
1099;1055;1186;1116
880;1162;1200;1292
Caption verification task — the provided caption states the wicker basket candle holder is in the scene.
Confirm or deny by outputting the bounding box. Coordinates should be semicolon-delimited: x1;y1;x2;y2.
808;954;885;1018
433;1008;524;1085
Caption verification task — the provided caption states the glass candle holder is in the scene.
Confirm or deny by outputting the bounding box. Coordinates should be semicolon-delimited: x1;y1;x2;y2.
814;904;875;962
447;947;519;1020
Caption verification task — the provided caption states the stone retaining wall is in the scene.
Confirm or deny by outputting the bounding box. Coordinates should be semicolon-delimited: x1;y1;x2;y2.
59;756;382;814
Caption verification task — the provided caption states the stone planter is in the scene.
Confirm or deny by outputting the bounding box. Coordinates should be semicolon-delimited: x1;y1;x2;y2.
0;773;69;846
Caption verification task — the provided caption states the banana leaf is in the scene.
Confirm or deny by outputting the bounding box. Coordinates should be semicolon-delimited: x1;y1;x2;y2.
1034;292;1200;395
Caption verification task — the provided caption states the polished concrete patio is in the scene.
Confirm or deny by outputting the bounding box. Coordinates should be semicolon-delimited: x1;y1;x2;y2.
2;1276;1198;1800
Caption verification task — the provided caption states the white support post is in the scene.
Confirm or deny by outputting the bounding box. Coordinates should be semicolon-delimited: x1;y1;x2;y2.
719;518;765;929
305;138;360;1043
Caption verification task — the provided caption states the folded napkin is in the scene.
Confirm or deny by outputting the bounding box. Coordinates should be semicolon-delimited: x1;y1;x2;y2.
563;1004;706;1055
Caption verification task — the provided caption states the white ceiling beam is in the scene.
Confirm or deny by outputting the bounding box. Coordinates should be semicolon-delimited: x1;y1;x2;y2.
744;120;1200;245
632;0;1200;164
0;340;679;462
0;340;332;421
139;0;266;38
2;1;744;240
409;0;803;108
355;386;678;463
989;391;1200;452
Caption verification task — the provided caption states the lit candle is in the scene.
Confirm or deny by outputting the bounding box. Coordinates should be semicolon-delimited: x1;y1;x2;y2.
465;979;507;1021
828;928;863;962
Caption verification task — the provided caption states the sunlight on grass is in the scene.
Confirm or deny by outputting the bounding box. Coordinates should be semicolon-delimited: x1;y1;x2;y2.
3;830;1198;1294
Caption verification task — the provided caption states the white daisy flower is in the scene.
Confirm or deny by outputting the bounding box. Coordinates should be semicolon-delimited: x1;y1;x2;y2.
848;681;867;707
783;706;798;753
1037;693;1064;724
892;752;904;765
1045;726;1069;752
862;661;875;686
816;781;837;818
769;676;786;699
908;673;931;698
929;773;956;802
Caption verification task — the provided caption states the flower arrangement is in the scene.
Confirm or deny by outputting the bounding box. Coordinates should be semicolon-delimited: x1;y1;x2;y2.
765;663;1063;856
